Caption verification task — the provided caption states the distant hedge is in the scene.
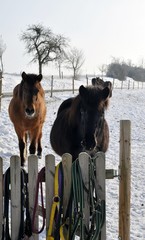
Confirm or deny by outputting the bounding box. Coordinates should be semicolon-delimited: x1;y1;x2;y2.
106;62;145;81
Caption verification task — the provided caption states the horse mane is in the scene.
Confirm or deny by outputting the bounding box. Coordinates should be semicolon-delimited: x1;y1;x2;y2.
88;85;110;110
12;84;20;98
13;73;45;100
21;73;42;85
68;85;110;125
68;95;81;125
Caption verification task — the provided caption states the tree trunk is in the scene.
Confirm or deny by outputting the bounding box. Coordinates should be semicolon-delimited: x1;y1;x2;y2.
73;68;76;80
39;62;42;75
58;64;61;79
0;56;3;73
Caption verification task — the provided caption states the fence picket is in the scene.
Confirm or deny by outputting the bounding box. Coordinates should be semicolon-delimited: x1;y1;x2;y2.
28;155;38;240
95;152;106;239
10;155;21;240
78;152;90;230
62;153;72;219
0;157;3;239
45;154;55;237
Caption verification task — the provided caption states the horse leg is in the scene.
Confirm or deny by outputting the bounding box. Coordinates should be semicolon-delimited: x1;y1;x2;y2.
37;130;42;158
29;127;42;157
29;138;36;155
14;127;26;166
18;137;26;166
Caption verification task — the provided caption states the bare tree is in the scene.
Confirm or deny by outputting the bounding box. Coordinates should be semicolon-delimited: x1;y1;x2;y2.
21;24;68;74
55;51;66;78
98;64;107;78
65;47;85;80
0;36;6;73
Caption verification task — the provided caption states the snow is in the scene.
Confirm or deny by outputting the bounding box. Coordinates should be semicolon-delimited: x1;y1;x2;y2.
0;74;145;239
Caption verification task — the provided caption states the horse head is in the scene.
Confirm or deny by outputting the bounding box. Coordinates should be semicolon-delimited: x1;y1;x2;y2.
20;72;43;118
92;77;112;98
79;85;110;152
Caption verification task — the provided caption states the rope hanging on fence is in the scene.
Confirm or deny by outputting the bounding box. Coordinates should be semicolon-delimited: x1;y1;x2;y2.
2;168;32;240
1;154;105;240
46;156;105;240
47;162;65;240
88;157;106;240
32;167;46;234
70;157;105;240
2;168;11;240
71;159;85;239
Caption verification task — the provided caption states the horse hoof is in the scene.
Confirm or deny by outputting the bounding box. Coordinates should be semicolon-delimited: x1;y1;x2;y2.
37;154;42;159
21;162;25;167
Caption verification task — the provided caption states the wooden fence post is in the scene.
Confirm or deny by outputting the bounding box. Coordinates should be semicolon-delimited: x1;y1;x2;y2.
95;152;106;239
86;74;88;86
72;77;74;94
121;80;123;89
50;75;54;97
79;152;90;230
113;78;115;89
10;155;21;240
28;155;38;240
45;154;55;237
128;80;130;89
119;120;131;240
62;153;72;219
0;71;2;111
0;157;3;239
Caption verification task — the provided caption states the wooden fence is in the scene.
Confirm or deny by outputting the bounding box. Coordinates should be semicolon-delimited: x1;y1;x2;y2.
0;71;2;111
0;75;145;101
112;78;145;90
48;76;145;97
0;120;131;240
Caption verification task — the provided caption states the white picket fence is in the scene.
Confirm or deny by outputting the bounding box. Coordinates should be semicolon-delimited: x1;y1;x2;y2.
0;152;106;240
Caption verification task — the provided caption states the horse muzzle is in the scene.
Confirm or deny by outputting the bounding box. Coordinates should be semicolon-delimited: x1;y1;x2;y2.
25;108;36;118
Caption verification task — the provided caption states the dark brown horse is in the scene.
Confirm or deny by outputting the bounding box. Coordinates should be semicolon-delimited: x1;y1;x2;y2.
50;82;112;161
8;72;46;166
92;77;112;97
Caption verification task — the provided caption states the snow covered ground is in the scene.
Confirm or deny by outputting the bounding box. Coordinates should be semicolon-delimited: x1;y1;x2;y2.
0;74;145;239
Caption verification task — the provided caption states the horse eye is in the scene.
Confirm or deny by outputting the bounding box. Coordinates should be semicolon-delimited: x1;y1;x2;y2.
33;89;39;96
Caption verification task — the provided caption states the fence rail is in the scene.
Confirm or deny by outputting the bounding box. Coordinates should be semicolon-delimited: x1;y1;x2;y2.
0;75;145;100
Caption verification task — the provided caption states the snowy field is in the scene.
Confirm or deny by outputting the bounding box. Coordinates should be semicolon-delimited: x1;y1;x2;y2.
0;73;145;239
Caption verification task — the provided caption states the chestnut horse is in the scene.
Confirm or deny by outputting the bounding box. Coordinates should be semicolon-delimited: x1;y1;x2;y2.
50;81;112;161
8;72;46;166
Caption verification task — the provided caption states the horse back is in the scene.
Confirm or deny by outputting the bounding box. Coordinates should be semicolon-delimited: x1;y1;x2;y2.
57;97;74;115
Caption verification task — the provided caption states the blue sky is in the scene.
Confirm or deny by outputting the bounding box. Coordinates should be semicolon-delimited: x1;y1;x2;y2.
1;0;145;75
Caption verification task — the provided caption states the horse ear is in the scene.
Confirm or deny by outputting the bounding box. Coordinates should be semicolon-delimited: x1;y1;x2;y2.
37;74;43;82
102;87;110;100
79;85;87;97
22;72;27;81
92;78;96;86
